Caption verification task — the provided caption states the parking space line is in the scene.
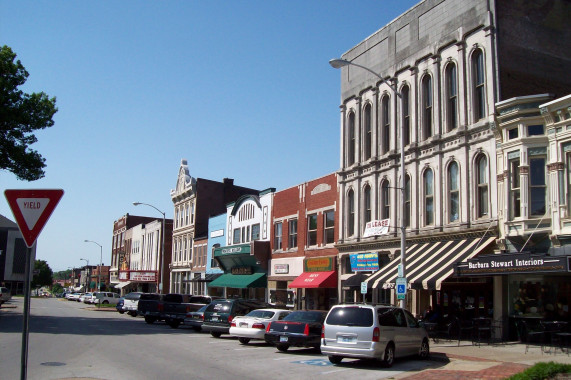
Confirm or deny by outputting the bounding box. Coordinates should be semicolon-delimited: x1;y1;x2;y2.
321;368;353;375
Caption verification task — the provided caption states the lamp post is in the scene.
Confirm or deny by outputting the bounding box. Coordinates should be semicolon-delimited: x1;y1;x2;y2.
84;239;103;294
80;258;89;292
133;202;166;294
329;58;407;308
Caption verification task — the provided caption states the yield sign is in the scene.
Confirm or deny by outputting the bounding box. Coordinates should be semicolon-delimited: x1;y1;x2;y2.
4;189;64;248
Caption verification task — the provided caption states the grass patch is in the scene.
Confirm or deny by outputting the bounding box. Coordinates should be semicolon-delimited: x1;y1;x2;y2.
507;362;571;380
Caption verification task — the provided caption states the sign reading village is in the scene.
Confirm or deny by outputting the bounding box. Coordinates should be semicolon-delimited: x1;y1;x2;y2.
455;252;568;276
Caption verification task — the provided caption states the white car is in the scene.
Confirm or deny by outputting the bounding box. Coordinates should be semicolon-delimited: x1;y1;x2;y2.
67;292;83;301
79;293;93;303
89;292;121;305
122;292;143;316
229;308;291;344
0;287;11;305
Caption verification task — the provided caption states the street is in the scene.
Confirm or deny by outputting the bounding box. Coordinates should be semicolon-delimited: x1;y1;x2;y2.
0;297;444;380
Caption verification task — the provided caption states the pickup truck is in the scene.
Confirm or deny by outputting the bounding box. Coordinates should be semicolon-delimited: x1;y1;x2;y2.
161;294;219;328
137;293;164;324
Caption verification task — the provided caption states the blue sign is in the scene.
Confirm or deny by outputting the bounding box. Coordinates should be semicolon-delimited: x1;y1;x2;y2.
350;253;379;272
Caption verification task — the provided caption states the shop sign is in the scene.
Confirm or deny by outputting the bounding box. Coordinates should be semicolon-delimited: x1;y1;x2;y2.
455;252;569;276
118;271;128;280
350;253;379;272
231;266;253;275
304;256;334;272
216;244;251;257
130;271;156;282
274;264;289;274
363;219;390;237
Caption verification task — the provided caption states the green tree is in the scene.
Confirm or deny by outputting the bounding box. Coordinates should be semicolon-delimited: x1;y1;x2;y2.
32;259;53;288
0;45;57;181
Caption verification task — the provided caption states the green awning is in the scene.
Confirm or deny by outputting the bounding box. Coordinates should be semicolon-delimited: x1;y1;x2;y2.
89;281;96;288
207;273;267;289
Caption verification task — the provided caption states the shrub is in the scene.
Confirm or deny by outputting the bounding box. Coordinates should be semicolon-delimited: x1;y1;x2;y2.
508;362;571;380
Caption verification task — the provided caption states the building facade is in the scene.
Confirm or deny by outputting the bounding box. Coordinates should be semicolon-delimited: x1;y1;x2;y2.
0;214;36;295
332;0;570;321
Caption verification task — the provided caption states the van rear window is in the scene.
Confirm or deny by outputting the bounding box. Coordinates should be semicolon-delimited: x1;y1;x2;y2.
326;307;373;327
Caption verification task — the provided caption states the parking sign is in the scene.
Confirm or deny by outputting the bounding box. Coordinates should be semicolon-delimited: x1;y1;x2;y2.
396;277;407;300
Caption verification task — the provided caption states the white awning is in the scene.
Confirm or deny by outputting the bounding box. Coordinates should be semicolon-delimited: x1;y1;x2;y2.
114;281;132;289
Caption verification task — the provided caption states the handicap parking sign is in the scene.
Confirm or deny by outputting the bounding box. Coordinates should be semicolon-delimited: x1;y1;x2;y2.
396;277;407;300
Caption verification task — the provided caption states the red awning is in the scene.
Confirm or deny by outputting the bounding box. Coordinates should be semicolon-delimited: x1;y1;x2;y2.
288;271;337;289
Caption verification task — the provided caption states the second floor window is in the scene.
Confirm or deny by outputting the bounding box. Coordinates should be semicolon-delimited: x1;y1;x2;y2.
252;224;260;241
509;158;521;219
274;222;282;250
477;154;489;217
233;228;240;244
449;162;459;222
405;175;411;228
348;112;356;166
307;214;318;246
424;169;434;225
288;219;297;249
324;210;335;244
363;185;372;225
347;190;355;236
381;181;390;219
530;157;546;216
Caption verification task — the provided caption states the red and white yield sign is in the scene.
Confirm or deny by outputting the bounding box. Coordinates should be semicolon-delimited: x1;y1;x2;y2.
4;189;64;248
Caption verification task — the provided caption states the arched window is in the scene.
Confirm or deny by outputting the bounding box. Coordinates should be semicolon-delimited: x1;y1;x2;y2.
348;112;356;166
422;75;433;140
381;180;390;219
381;95;390;154
364;104;372;160
472;49;485;121
404;175;411;228
363;185;372;226
445;63;458;131
347;189;355;236
448;161;459;222
424;169;434;225
476;154;489;217
401;85;410;146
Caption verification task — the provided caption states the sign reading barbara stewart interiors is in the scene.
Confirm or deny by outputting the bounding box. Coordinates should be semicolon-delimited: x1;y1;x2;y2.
455;252;569;276
350;253;379;272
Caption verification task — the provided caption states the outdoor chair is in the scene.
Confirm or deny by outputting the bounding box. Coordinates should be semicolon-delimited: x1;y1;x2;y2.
522;320;545;354
473;317;492;346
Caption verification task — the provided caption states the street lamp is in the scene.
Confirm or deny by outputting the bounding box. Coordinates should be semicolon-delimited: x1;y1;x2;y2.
84;240;103;293
329;57;407;308
133;202;166;293
80;258;89;292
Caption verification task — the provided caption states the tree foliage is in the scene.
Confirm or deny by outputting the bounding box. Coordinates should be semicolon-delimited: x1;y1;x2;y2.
32;259;53;288
0;45;57;181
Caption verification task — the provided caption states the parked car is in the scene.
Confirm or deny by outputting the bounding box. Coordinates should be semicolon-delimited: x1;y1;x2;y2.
116;297;125;313
320;304;430;367
137;293;164;324
202;299;272;338
264;310;327;352
67;292;83;301
79;292;93;303
162;294;221;328
230;308;291;344
123;292;143;317
0;287;11;305
183;304;209;331
89;292;121;305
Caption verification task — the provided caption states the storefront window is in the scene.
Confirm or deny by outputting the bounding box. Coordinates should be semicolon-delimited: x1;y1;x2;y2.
509;275;571;320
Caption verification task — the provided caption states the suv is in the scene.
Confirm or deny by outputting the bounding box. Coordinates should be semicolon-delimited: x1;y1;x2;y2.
90;292;121;305
202;299;271;338
320;304;429;367
0;287;11;305
123;292;143;317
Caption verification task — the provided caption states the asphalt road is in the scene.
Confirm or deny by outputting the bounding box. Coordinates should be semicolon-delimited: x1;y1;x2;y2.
0;297;447;380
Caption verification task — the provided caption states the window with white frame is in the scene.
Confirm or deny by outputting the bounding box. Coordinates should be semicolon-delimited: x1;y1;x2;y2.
324;210;335;244
274;222;282;251
446;62;458;132
381;180;390;219
448;161;459;222
381;95;390;154
364;103;372;160
347;189;355;236
288;219;297;249
509;158;521;219
233;228;240;244
422;75;433;140
472;49;486;121
211;244;220;268
402;85;410;146
424;168;434;225
530;156;546;216
363;185;372;226
405;175;411;228
252;223;260;241
476;154;489;217
348;112;356;166
307;214;318;246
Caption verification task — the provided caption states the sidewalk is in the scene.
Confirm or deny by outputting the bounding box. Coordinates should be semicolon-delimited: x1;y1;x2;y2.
399;339;571;379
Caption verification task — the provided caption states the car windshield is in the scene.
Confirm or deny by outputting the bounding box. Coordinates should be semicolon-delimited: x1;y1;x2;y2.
197;304;209;312
325;307;374;327
245;310;275;319
284;311;323;322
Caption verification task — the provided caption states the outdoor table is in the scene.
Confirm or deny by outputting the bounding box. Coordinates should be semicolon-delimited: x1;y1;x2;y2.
472;317;492;346
542;321;568;353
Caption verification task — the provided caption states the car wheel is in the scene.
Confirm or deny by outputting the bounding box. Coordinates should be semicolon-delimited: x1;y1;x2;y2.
192;326;202;332
128;311;137;317
328;355;343;364
168;320;181;329
418;338;430;359
118;310;125;314
238;337;250;345
381;343;395;368
276;344;289;352
145;316;156;324
102;300;109;304
210;332;222;338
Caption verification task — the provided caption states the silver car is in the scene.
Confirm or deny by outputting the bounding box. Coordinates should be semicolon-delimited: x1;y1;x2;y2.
320;304;429;367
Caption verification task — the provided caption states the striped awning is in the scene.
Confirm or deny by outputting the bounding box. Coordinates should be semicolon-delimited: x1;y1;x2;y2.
366;236;496;290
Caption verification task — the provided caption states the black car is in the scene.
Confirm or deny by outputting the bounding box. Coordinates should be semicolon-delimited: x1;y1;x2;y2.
202;298;271;338
264;310;327;352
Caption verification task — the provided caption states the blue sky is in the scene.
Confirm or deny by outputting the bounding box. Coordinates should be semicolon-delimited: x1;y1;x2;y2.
0;0;419;272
